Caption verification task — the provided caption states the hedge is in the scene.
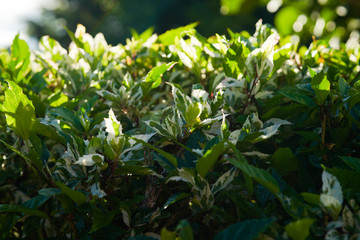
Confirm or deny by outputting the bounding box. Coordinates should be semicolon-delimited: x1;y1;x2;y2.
0;20;360;239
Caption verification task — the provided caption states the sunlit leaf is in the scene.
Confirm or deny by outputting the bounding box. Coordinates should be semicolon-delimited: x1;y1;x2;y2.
285;218;315;240
1;81;35;140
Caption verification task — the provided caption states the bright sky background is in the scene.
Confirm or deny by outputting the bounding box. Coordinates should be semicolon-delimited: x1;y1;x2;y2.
0;0;56;49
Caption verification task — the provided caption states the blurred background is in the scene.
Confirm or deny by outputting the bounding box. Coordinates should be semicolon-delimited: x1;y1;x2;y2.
1;0;360;49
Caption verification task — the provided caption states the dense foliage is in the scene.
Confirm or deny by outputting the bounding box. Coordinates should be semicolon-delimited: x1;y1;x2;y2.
1;21;360;239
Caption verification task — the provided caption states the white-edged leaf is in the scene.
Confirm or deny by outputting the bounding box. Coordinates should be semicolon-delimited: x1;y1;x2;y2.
74;154;104;166
320;171;343;218
211;168;237;195
90;182;106;198
258;118;292;140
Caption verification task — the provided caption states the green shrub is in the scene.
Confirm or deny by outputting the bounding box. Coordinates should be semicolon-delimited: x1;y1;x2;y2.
0;21;359;239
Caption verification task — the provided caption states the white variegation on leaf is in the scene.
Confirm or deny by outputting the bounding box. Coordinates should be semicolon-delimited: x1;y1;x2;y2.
215;77;246;90
104;109;125;154
144;109;183;139
167;168;196;185
202;120;222;139
243;113;264;133
320;171;343;218
242;151;269;158
143;34;158;48
90;182;106;198
211;168;237;195
199;115;225;127
93;33;108;56
191;89;209;102
104;109;123;144
228;129;241;145
246;32;280;79
258;118;292;140
192;148;204;157
179;37;198;61
255;90;273;99
74;154;104;166
178;51;193;68
122;133;156;156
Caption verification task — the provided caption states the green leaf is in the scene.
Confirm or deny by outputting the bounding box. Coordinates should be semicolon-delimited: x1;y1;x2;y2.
162;193;190;211
223;41;246;78
10;34;31;83
176;219;194;240
168;82;191;117
309;68;330;105
160;228;177;240
347;92;360;110
142;62;176;96
49;107;85;133
285;218;315;240
196;141;226;178
227;141;280;196
1;81;35;140
23;195;50;209
129;136;177;168
0;139;39;169
271;147;297;174
0;204;48;218
214;218;275;240
184;102;202;127
301;193;320;205
55;181;86;206
338;77;350;97
48;92;69;107
38;188;62;196
339;156;360;171
64;26;84;49
159;22;199;45
90;207;115;233
279;87;316;106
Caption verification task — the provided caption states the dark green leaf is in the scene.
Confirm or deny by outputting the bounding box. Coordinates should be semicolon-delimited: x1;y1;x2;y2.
271;147;298;174
23;195;50;209
214;218;275;240
162;193;190;211
0;204;48;218
279;87;316;106
55;181;86;206
38;188;62;196
338;77;350;97
176;219;194;240
90;207;115;233
227;141;280;196
49;107;85;133
129;136;177;168
340;156;360;171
